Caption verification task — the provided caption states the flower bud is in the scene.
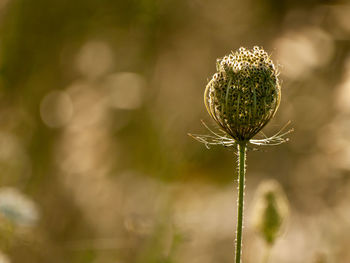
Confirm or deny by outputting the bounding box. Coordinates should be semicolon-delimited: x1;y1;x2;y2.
251;180;289;245
204;47;281;141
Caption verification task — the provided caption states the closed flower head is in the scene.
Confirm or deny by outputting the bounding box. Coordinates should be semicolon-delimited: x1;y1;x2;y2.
204;46;281;142
189;46;290;263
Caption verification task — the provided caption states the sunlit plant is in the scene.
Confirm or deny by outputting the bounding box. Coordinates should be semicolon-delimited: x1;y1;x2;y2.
190;46;292;263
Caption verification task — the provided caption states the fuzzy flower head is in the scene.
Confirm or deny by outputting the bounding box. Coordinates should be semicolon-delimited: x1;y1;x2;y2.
0;187;40;227
204;46;281;142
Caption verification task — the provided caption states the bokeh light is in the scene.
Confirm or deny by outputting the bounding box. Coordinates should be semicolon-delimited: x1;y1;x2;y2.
40;90;74;128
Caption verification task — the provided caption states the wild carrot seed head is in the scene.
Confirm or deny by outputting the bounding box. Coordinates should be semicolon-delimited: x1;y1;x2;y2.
204;46;281;142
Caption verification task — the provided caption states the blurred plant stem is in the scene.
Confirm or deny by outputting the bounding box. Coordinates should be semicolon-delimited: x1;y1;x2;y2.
0;221;15;253
235;141;247;263
263;244;271;263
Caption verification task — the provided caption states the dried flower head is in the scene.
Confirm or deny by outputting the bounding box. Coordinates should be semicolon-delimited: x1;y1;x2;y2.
188;48;291;263
251;180;289;245
204;46;281;142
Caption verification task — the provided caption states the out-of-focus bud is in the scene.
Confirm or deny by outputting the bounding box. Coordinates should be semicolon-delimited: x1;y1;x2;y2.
251;180;289;245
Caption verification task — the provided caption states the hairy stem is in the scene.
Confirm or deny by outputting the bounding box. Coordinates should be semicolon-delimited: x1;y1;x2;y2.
235;141;247;263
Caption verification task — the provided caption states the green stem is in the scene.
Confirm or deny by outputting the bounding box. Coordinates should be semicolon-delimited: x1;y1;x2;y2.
235;141;247;263
262;244;271;263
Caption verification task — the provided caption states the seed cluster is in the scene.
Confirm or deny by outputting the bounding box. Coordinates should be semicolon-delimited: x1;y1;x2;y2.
204;46;281;141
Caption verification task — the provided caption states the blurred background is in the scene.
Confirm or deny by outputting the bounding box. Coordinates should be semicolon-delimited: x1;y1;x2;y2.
0;0;349;262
